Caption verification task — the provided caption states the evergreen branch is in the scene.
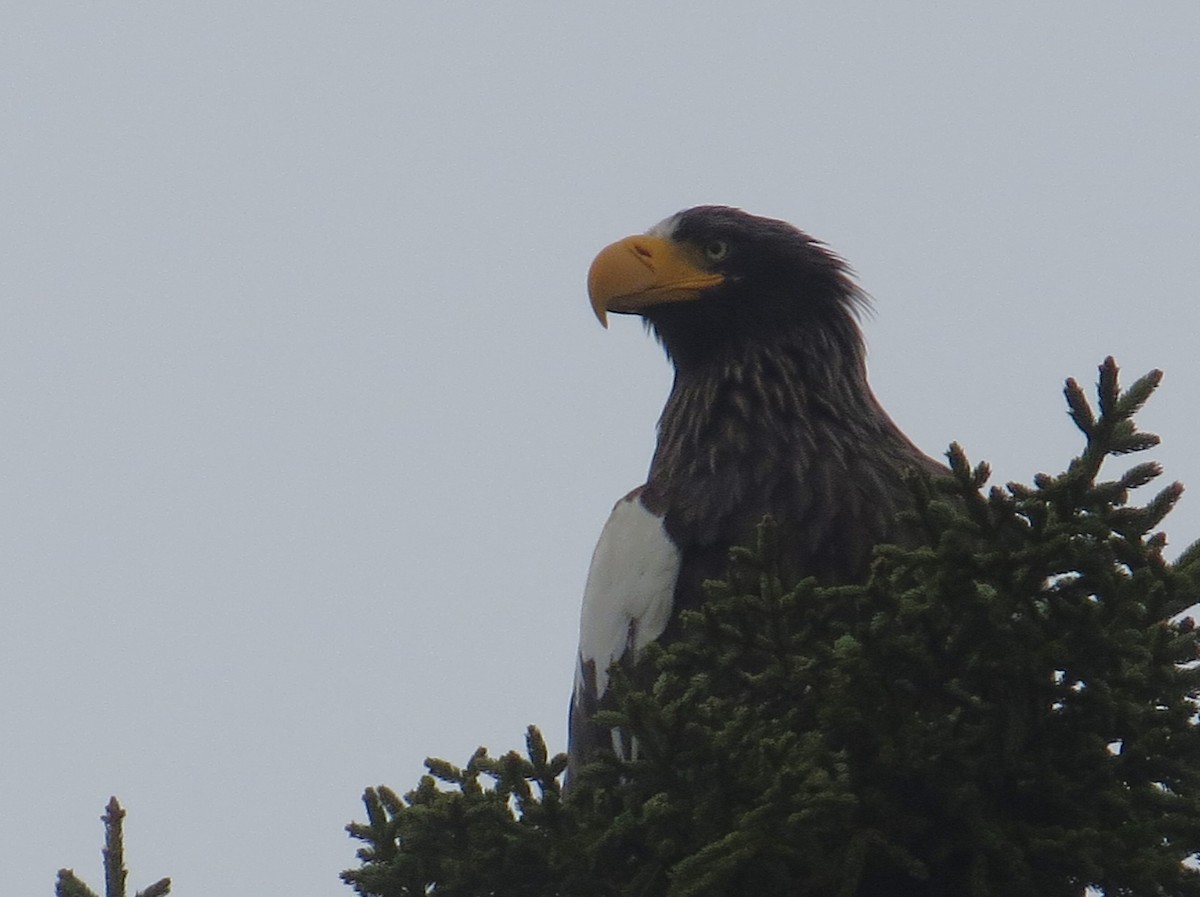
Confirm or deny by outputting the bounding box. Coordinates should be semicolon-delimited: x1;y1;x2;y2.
1176;539;1200;591
57;799;169;897
134;880;171;897
1097;355;1120;418
1116;367;1164;418
424;757;465;786
1064;376;1095;437
1119;461;1163;492
102;798;127;897
56;870;99;897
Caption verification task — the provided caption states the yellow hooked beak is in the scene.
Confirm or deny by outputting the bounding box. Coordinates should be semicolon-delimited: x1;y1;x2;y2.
586;234;725;327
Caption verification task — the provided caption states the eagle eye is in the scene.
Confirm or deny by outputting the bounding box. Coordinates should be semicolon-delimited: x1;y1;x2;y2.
703;240;730;262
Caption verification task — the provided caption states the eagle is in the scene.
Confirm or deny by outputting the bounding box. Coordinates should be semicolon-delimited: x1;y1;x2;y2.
568;205;945;778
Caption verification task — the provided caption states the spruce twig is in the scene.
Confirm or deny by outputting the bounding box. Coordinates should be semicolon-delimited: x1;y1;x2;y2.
56;798;170;897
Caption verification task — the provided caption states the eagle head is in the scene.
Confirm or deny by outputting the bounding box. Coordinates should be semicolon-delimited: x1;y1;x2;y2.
587;206;868;369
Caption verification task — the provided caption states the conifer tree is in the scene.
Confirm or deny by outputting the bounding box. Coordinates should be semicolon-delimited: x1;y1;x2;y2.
56;797;170;897
343;360;1200;896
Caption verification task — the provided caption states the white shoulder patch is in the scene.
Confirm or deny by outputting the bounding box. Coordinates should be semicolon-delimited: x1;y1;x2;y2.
575;491;681;700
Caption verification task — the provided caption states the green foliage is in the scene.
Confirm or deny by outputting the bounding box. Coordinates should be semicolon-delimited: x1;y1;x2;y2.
343;732;573;897
57;797;170;897
343;359;1200;896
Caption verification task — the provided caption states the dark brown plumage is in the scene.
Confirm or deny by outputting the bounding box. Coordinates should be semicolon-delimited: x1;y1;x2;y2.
569;206;944;778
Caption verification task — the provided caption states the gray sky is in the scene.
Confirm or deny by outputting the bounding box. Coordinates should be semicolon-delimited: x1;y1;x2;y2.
3;3;1198;894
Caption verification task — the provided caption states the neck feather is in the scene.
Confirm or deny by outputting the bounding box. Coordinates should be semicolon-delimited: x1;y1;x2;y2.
644;323;930;569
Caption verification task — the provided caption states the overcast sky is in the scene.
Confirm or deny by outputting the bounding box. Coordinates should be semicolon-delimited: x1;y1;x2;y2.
3;4;1198;894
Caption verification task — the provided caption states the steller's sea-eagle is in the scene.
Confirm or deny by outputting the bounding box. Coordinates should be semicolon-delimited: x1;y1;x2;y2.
568;205;946;778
